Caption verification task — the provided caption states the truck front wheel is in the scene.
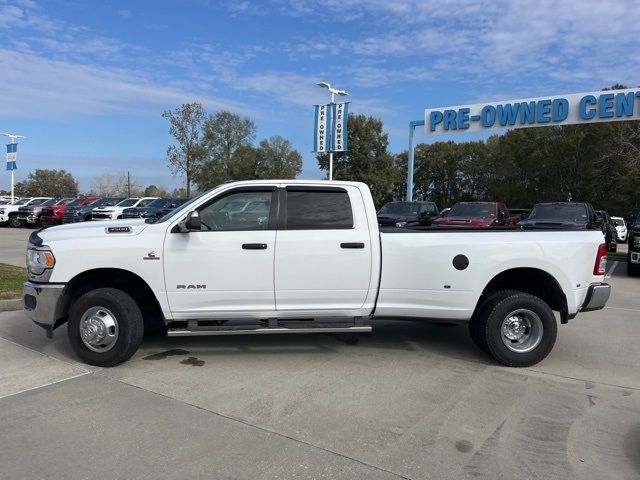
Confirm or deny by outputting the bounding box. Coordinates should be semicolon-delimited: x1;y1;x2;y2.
67;288;144;367
475;290;557;367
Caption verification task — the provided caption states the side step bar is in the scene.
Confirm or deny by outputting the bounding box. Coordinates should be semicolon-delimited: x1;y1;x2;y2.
167;326;372;337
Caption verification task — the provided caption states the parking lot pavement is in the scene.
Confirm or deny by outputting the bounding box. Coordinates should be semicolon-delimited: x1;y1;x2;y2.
0;227;30;267
0;265;638;479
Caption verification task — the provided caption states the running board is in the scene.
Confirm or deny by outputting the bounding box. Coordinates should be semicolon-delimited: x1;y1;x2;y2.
167;326;372;337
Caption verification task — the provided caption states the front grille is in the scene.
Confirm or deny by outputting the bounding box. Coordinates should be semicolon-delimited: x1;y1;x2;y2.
92;212;112;219
123;212;141;218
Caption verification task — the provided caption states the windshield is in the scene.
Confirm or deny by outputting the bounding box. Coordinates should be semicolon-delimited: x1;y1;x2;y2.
613;218;625;227
68;198;87;206
145;198;170;208
528;204;588;223
153;192;208;224
14;198;30;205
448;203;496;219
116;198;138;207
41;198;58;206
378;202;421;215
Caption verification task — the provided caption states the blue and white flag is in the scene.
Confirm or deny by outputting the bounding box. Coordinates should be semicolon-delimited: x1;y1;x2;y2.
313;104;331;153
6;143;17;171
331;102;350;152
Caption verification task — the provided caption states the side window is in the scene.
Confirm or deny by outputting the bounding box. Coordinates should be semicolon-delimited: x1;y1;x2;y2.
138;199;155;207
198;190;273;231
285;189;353;230
29;199;47;206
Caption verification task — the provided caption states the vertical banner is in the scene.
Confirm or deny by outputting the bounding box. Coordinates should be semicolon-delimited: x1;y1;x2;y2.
6;143;17;171
313;104;332;153
331;102;350;152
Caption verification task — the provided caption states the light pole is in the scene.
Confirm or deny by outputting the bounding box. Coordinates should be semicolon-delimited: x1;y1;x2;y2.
316;82;349;181
1;133;25;203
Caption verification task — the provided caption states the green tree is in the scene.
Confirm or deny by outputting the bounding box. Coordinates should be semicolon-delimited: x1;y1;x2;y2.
162;102;207;197
18;169;79;197
195;111;256;189
317;113;400;208
253;136;303;179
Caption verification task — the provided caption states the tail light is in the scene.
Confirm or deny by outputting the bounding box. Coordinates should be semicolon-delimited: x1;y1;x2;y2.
593;243;607;275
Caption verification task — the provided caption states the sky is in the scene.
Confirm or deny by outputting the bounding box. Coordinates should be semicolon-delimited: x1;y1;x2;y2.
1;0;639;192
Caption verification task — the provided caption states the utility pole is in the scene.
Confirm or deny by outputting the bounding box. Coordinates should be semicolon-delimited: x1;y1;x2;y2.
127;171;131;197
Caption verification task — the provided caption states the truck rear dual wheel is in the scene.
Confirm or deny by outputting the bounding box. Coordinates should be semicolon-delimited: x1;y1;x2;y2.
469;289;557;367
67;288;144;367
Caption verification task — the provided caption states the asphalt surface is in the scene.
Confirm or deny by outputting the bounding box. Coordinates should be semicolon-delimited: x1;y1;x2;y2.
0;227;639;479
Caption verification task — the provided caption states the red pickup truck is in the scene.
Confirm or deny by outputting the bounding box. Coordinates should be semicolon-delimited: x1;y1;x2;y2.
432;202;520;227
40;196;100;227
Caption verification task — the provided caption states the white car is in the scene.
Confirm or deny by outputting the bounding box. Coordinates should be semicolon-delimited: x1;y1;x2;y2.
611;216;627;242
0;197;52;227
91;197;158;220
23;180;610;368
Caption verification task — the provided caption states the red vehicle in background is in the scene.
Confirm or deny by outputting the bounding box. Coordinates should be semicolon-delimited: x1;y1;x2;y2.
40;196;100;227
432;202;520;227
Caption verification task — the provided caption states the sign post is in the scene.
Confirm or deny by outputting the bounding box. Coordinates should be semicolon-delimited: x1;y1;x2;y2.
2;133;24;203
314;82;350;180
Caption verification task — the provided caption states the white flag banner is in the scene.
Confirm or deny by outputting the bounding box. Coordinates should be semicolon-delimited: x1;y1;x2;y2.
313;104;331;153
331;102;349;152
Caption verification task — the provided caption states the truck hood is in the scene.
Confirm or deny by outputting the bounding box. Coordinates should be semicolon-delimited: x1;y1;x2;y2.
433;217;495;227
32;219;149;243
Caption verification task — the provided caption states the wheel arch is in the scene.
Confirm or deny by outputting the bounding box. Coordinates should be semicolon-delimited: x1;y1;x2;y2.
474;267;569;324
55;268;165;330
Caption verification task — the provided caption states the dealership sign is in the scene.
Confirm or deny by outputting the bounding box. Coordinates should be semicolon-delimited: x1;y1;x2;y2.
424;88;640;135
313;102;350;152
6;143;17;171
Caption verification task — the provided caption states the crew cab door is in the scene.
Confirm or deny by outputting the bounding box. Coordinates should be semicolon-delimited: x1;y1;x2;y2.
274;186;373;311
163;187;278;318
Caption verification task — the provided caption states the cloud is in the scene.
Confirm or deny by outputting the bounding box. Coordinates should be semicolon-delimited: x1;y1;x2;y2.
118;9;132;18
0;48;260;118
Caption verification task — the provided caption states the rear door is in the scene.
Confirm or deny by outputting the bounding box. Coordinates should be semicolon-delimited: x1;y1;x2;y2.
274;185;373;312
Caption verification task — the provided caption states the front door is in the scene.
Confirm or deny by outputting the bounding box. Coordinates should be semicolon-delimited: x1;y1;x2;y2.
164;187;277;319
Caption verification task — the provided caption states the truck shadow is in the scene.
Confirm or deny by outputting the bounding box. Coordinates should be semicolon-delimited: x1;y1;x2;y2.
138;320;493;366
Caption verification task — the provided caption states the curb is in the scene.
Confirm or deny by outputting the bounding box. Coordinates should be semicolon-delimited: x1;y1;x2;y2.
0;298;22;312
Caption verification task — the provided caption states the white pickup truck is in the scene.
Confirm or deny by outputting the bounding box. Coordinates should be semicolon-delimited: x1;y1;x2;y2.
23;180;610;367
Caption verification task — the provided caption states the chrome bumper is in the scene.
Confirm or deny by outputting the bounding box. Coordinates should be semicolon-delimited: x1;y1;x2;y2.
581;283;611;312
23;282;65;328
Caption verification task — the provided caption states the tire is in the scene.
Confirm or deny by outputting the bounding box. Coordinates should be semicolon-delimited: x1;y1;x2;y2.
67;288;144;367
8;214;21;228
475;290;557;367
469;289;518;354
628;257;640;277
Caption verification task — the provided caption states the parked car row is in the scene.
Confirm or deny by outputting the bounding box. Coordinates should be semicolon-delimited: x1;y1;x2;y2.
377;200;634;263
0;196;189;228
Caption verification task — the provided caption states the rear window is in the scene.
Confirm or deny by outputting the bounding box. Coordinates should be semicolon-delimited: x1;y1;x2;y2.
529;204;588;222
285;190;353;230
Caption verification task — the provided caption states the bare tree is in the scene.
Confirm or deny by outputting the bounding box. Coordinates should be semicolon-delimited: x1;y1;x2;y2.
162;103;207;197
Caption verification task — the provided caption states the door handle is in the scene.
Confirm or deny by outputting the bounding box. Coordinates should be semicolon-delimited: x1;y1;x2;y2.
341;242;365;249
242;243;268;250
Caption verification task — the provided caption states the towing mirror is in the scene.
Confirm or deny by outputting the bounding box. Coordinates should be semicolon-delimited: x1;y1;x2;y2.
178;211;201;232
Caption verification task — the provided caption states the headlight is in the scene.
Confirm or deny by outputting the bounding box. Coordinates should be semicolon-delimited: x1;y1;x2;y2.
26;247;56;275
0;209;4;214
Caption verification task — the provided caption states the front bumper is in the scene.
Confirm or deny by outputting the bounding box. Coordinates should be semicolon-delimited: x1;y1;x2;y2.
18;215;39;224
580;283;611;312
23;282;66;331
0;213;9;223
40;218;62;226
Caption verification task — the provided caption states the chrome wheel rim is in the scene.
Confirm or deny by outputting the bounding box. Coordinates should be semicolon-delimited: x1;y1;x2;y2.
79;307;119;353
500;309;543;353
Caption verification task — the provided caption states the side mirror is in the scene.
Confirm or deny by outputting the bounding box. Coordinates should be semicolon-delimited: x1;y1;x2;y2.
498;211;506;223
178;210;201;232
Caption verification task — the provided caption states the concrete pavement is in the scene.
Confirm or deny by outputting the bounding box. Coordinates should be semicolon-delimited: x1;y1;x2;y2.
0;263;638;479
0;227;30;267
